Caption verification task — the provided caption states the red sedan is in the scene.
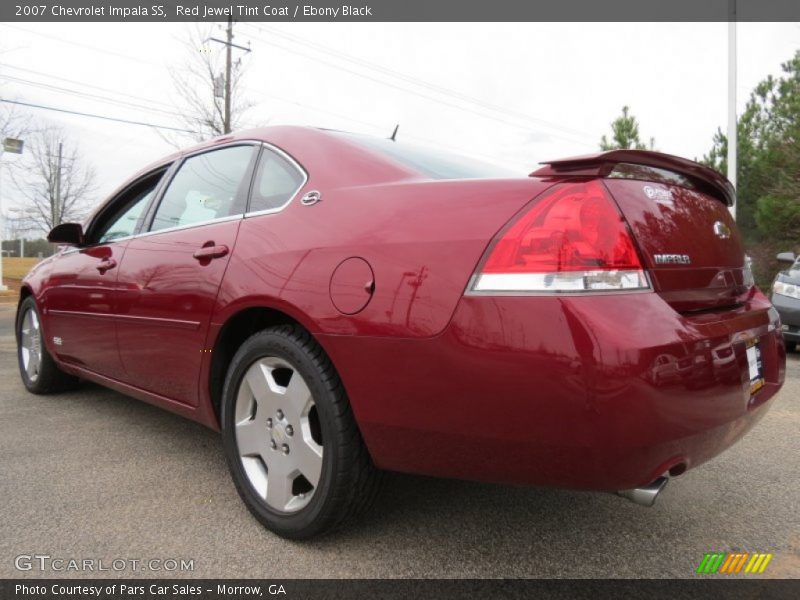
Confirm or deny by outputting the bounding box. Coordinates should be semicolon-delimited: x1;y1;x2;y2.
16;127;786;538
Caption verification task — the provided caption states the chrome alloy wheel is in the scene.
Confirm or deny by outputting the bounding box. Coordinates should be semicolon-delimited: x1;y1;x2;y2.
234;356;323;513
20;308;42;383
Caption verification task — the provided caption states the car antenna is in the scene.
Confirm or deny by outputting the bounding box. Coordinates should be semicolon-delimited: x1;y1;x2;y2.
389;124;399;141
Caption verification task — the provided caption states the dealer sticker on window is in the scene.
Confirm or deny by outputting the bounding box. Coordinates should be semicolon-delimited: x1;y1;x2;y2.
746;339;764;395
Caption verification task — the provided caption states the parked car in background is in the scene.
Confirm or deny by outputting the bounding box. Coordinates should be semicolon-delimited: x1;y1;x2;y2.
15;127;786;538
773;252;800;352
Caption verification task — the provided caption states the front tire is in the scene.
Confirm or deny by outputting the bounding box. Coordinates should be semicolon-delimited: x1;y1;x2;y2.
16;296;79;394
786;341;797;353
220;325;382;539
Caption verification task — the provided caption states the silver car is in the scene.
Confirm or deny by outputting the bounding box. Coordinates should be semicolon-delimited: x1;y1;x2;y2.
772;252;800;353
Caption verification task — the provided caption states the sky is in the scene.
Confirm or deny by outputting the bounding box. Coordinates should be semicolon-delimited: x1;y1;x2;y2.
0;21;798;231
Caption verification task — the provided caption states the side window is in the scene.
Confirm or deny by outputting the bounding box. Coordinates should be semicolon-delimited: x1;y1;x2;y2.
249;148;305;213
94;173;164;244
150;145;255;232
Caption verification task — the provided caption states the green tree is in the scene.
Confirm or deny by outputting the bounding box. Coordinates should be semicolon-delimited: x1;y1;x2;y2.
600;106;655;151
703;50;800;240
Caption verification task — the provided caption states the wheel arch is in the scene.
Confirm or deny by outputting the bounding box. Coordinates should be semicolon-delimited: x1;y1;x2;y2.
208;303;330;425
15;285;34;342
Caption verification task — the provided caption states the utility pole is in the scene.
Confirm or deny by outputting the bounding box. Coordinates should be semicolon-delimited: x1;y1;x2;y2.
224;17;232;134
727;0;737;219
210;17;251;134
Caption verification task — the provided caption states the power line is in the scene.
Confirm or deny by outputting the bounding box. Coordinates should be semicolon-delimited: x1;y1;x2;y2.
2;22;594;149
2;22;596;147
246;31;579;143
0;23;162;67
0;61;373;140
240;24;596;146
0;56;475;159
0;62;178;112
208;17;252;134
247;24;594;140
0;26;571;161
0;99;197;134
1;59;502;160
249;87;517;165
0;74;184;119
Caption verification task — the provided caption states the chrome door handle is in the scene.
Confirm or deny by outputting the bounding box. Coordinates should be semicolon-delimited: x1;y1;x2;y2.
193;245;229;260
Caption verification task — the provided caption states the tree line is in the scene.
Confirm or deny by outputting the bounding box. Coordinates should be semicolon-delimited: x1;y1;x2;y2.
599;51;798;287
600;49;799;249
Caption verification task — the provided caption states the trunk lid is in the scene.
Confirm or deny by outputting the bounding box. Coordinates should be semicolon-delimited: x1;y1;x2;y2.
532;151;750;312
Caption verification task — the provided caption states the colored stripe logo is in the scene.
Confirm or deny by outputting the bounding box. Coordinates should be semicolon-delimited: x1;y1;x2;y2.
696;552;773;574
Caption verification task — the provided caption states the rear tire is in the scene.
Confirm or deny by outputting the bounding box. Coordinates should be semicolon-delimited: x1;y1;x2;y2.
786;341;797;353
16;296;80;394
220;324;382;539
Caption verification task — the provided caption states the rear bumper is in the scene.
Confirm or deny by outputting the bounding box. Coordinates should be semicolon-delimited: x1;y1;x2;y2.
772;292;800;342
322;288;785;491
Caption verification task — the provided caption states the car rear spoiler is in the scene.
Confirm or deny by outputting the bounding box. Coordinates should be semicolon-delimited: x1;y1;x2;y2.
530;150;735;207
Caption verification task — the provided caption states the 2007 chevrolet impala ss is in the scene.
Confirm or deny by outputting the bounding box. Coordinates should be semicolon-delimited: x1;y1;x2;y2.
16;127;787;538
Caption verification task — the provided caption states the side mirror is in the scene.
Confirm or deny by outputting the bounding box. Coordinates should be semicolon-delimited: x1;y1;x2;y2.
47;223;84;246
776;252;796;264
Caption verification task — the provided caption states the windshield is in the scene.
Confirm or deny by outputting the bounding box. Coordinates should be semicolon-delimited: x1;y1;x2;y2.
334;132;521;180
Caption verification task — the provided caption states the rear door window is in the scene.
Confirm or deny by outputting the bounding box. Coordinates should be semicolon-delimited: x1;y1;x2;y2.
249;148;306;213
150;145;256;232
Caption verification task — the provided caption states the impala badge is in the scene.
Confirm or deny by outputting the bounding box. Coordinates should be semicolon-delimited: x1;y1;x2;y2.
713;221;731;239
654;254;691;265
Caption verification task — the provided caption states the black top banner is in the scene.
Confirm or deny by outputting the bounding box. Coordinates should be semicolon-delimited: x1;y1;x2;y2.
2;0;800;22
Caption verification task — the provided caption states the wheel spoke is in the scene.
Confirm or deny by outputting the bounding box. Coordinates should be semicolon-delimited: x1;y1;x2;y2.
265;458;293;511
22;311;32;334
294;438;323;487
26;352;38;378
241;457;268;499
245;362;281;415
283;371;312;423
20;314;33;350
236;417;266;458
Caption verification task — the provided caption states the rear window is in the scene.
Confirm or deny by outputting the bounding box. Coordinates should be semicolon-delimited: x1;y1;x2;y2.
334;132;519;180
607;163;696;189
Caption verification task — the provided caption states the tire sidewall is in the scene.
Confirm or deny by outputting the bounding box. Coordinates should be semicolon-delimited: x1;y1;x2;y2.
220;328;339;538
16;297;40;391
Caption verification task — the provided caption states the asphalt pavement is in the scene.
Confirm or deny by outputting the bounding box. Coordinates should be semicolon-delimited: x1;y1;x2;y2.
0;302;798;578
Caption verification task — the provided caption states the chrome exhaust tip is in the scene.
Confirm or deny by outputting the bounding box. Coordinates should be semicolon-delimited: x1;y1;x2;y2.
616;476;668;507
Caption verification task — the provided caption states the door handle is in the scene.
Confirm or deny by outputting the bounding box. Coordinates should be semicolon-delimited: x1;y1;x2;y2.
193;244;229;260
96;258;117;273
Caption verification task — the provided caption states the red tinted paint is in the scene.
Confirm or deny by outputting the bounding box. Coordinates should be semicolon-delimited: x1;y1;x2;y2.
21;127;785;492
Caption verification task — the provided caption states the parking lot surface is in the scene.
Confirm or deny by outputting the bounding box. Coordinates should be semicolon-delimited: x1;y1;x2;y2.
0;303;798;578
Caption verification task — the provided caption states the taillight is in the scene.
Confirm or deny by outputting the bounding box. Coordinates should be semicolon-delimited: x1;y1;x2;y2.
470;180;650;293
